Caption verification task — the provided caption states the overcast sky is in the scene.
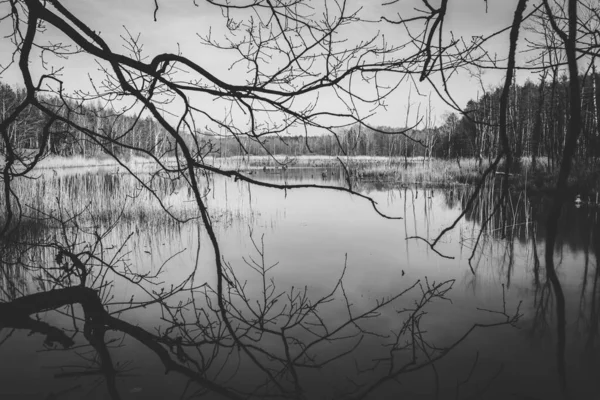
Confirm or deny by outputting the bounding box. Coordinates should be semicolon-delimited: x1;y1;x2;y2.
0;0;544;132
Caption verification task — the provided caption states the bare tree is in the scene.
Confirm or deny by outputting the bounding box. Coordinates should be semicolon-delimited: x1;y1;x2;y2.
1;0;597;398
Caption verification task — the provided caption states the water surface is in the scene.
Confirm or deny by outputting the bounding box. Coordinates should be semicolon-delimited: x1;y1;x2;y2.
0;167;598;399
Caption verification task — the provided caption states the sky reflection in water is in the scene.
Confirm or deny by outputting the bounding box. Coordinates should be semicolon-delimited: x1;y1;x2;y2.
0;167;598;399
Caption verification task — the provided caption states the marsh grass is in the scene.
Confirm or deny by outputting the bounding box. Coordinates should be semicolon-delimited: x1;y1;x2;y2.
37;154;162;171
353;158;481;186
208;155;423;170
33;154;591;191
1;152;192;177
206;155;483;187
14;154;599;192
0;161;271;241
4;155;597;228
1;170;203;231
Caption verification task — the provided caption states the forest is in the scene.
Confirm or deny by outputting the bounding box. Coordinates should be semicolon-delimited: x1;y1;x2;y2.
3;70;600;179
0;81;177;158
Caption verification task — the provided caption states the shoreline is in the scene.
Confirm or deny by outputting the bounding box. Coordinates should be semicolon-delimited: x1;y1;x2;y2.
14;154;599;195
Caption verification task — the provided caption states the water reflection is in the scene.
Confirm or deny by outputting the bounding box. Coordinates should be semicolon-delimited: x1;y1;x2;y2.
0;167;598;399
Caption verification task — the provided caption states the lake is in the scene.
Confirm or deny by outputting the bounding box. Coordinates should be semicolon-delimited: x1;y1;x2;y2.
0;165;598;399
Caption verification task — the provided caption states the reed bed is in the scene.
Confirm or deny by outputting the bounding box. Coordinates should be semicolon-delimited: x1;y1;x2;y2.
7;153;597;207
40;154;139;169
201;155;489;188
353;158;480;186
1;170;204;230
26;155;507;189
206;155;428;170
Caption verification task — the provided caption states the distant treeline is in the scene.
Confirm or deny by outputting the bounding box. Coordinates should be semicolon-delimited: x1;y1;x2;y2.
200;127;437;159
201;71;600;167
0;81;177;157
2;72;600;169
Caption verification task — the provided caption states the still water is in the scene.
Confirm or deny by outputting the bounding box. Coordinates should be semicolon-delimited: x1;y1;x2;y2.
0;166;598;399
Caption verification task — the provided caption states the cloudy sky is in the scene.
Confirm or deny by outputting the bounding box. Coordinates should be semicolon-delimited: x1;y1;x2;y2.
0;0;543;132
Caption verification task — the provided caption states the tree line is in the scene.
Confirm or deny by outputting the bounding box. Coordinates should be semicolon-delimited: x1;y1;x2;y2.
155;69;600;172
3;69;600;172
0;81;177;158
440;71;600;171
